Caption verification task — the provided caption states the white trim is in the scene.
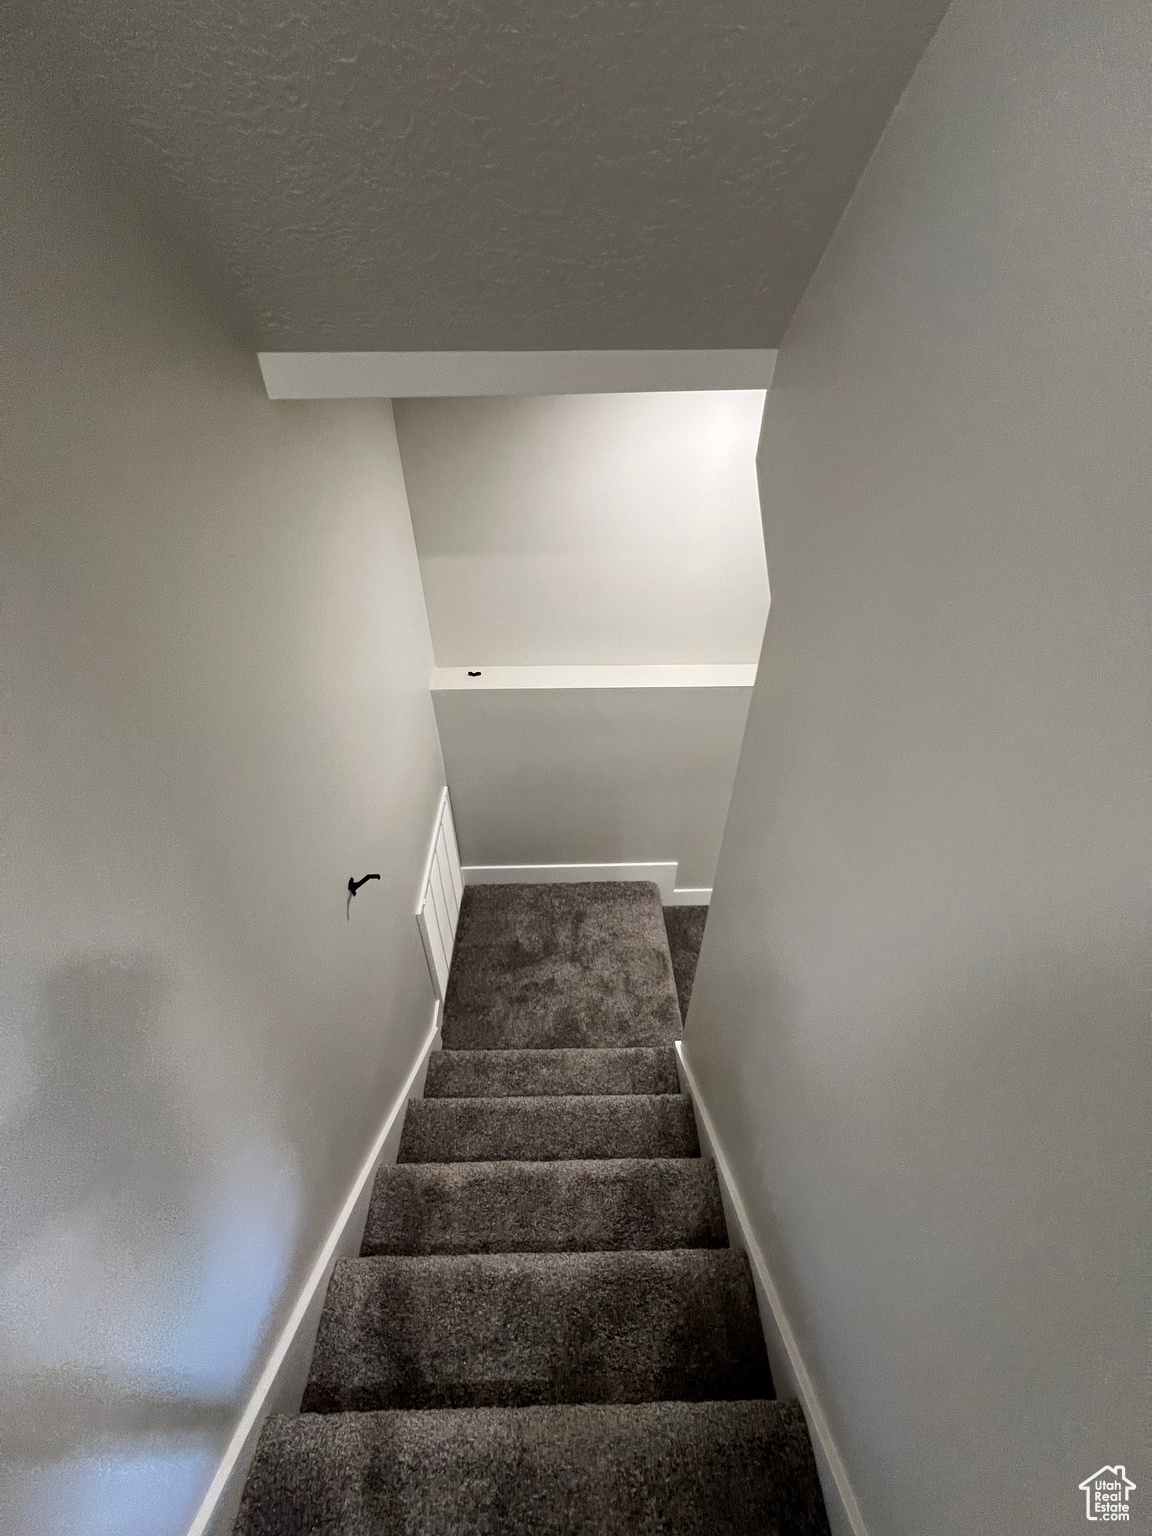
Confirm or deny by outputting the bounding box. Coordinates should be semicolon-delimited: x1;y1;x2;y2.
674;1040;868;1536
431;664;756;692
667;887;712;907
463;861;678;904
258;349;777;400
415;787;450;908
415;788;464;1000
186;1005;442;1536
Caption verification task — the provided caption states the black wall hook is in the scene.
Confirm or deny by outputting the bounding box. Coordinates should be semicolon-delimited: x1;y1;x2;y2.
347;872;380;919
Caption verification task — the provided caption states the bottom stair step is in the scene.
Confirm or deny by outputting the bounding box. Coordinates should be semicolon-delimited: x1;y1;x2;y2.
235;1398;831;1536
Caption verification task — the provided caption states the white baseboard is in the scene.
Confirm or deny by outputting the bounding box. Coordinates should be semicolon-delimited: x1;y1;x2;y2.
462;861;678;904
187;1004;442;1536
667;887;712;906
674;1040;868;1536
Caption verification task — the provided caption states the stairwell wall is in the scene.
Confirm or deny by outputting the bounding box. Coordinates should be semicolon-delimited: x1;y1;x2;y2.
394;390;770;667
684;2;1151;1534
394;390;769;884
0;60;445;1536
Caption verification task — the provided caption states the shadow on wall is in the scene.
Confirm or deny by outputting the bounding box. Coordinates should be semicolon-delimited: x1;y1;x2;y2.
0;957;299;1536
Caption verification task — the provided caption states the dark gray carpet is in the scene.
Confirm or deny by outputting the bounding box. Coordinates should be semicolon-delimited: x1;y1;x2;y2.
663;905;708;1022
425;1044;679;1097
398;1093;699;1163
441;882;682;1049
235;1400;829;1536
302;1249;771;1412
235;882;829;1536
362;1157;728;1256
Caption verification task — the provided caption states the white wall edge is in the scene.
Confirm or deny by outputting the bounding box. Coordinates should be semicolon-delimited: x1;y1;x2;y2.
258;349;777;400
667;887;712;906
414;786;451;916
463;861;678;904
674;1039;869;1536
187;1003;443;1536
431;664;757;691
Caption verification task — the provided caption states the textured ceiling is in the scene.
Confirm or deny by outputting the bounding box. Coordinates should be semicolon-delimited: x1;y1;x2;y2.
14;0;949;349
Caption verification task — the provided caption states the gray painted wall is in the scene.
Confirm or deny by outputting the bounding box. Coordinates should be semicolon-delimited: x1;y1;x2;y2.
398;390;767;883
0;69;445;1536
11;0;949;349
395;391;769;667
434;686;752;890
684;2;1151;1534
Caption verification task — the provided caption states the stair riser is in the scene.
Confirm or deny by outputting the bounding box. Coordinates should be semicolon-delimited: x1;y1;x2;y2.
398;1094;699;1163
441;1014;682;1050
425;1046;679;1098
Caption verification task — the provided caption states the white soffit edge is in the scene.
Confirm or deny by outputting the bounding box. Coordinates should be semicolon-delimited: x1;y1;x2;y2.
258;349;778;400
431;664;757;691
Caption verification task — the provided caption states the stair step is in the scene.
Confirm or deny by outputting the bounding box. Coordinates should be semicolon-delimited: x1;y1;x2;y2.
235;1399;830;1536
302;1249;770;1413
398;1094;699;1163
362;1156;727;1256
425;1045;679;1098
441;1007;682;1051
442;882;682;1051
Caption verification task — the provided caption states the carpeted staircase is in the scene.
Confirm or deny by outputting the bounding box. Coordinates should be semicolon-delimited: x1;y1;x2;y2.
235;881;830;1535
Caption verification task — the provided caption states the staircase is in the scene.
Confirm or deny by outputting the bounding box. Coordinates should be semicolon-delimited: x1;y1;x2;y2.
234;881;830;1535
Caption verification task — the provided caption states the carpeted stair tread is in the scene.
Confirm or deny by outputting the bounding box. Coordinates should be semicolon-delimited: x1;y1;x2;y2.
425;1045;679;1098
235;1398;830;1536
442;882;682;1050
398;1093;699;1163
302;1249;771;1412
232;879;831;1536
362;1157;727;1255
